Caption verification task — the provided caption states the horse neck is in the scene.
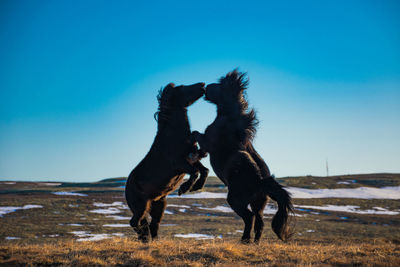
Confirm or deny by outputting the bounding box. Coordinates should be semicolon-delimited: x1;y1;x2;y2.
216;100;256;147
217;101;246;118
157;108;190;133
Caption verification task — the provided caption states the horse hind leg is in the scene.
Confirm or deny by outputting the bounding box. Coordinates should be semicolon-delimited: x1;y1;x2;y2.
149;197;167;239
137;218;150;242
129;197;151;243
227;193;255;243
250;195;268;243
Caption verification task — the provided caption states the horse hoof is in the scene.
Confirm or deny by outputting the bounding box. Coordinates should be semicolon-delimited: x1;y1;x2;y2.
240;238;251;244
179;183;191;195
138;235;150;243
178;187;187;195
190;184;202;192
190;181;204;192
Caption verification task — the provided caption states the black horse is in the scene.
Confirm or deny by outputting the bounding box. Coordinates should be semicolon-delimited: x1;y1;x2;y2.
192;70;294;243
125;82;209;242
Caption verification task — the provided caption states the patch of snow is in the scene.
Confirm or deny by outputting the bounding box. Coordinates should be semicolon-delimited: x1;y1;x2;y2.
198;204;278;215
22;204;43;209
49;234;59;237
174;233;215;240
106;215;131;220
293;213;305;217
5;237;20;240
68;204;79;208
93;202;125;207
67;224;83;226
178;208;186;213
52;192;87;197
70;231;124;242
169;186;400;199
306;230;315;233
263;205;279;215
199;206;233;213
287;186;400;199
113;233;124;237
39;183;61;186
103;224;130;228
0;204;43;217
167;204;191;209
164;210;174;215
336;180;357;185
295;205;399;215
89;207;121;214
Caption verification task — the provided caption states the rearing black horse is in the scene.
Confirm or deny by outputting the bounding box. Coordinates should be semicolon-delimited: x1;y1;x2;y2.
125;82;209;242
192;70;294;243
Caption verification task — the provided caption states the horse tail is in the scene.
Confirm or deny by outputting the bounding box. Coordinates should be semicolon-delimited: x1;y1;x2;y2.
261;176;295;241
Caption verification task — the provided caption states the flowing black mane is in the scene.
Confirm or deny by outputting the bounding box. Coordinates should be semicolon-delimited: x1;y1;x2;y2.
220;70;259;143
241;109;258;143
153;87;165;122
219;69;249;89
154;83;186;123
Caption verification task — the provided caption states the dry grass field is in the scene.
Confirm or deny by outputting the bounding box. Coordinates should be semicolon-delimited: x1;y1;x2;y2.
1;174;399;266
2;238;399;266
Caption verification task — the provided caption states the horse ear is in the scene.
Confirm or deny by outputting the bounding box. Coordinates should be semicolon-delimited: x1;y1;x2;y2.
158;83;176;104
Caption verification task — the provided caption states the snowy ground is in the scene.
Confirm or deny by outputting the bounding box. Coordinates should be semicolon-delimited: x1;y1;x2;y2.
169;186;400;200
1;175;399;243
0;205;43;217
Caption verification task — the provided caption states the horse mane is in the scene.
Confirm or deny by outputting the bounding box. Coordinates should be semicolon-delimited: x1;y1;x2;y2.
242;108;259;143
154;84;175;122
219;69;249;91
220;69;259;144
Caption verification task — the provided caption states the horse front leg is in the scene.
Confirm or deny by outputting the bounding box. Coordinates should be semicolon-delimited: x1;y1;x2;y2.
192;131;209;153
175;160;199;195
190;161;209;192
178;172;198;195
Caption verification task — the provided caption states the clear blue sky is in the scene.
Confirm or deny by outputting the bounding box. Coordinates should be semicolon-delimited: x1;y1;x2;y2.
1;0;399;181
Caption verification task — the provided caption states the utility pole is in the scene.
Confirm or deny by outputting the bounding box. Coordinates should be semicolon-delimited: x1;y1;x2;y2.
326;158;329;177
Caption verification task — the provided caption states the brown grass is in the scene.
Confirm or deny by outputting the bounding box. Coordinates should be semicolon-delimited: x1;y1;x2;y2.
1;238;399;266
